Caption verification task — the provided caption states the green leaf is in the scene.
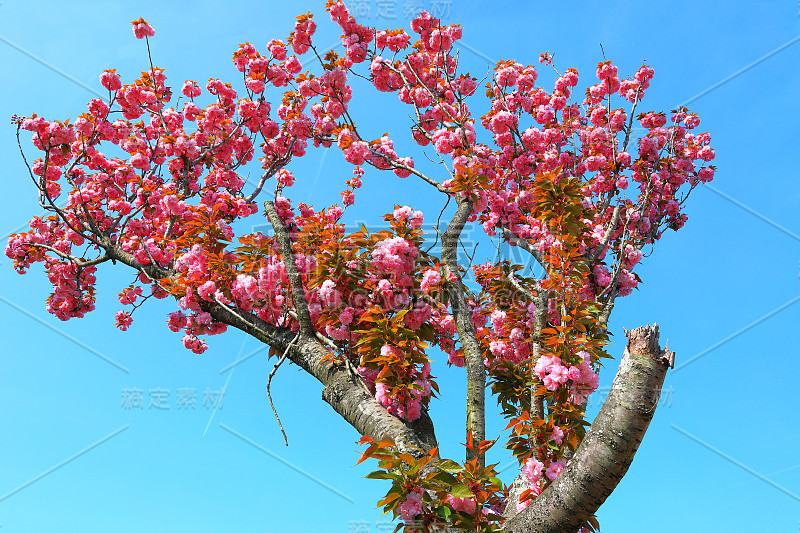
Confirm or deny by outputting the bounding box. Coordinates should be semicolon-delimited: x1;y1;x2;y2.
436;459;463;473
430;471;458;486
450;482;473;498
487;476;503;488
364;470;395;480
434;506;452;520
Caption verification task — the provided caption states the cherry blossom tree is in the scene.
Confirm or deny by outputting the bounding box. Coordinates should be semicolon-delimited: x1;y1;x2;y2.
6;4;715;532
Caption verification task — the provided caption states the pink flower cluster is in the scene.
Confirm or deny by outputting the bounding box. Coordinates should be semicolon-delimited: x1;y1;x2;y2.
371;236;419;286
446;494;477;515
373;350;432;421
534;351;598;400
291;14;317;55
328;2;375;65
518;454;567;512
397;489;424;521
131;18;154;39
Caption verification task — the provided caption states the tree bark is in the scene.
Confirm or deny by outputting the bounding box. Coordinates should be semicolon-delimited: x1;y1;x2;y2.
263;200;315;336
502;324;674;533
441;198;486;464
203;300;438;456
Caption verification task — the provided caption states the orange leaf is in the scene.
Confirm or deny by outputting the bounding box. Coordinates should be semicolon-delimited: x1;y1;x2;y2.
355;444;378;465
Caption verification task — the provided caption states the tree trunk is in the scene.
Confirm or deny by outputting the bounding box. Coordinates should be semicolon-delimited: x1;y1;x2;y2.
502;324;674;532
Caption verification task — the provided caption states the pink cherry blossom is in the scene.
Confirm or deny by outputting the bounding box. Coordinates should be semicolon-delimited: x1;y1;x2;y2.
131;18;155;39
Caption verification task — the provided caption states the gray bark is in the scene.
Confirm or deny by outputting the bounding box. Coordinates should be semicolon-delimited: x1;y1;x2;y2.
441;198;486;463
502;324;674;532
203;300;438;456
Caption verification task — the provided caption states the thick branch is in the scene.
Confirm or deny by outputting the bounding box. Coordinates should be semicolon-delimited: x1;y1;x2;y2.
504;324;674;533
441;198;485;463
598;296;616;327
103;241;437;456
263;200;314;336
530;289;549;422
501;226;545;269
202;300;437;456
506;273;538;303
104;242;174;280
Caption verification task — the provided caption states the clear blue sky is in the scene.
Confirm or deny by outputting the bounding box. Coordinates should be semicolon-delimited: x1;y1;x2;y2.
1;1;799;531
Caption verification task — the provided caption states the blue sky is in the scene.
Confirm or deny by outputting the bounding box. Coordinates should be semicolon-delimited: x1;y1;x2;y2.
1;0;799;531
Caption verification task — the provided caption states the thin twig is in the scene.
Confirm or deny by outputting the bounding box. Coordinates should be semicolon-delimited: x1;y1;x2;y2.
267;332;299;446
425;196;451;254
284;309;370;394
588;204;621;264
